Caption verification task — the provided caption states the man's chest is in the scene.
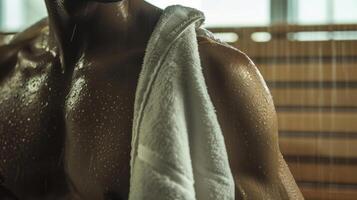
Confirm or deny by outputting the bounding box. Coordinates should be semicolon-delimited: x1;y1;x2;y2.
0;51;68;195
0;50;144;198
63;54;144;198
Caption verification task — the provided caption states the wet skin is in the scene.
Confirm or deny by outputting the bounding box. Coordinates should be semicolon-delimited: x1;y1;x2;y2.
0;0;303;199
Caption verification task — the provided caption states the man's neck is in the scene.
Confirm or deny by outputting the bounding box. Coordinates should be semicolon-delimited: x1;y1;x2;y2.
44;0;161;72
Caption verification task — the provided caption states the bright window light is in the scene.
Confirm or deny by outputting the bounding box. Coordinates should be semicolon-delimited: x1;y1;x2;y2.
251;32;272;42
201;0;270;27
3;0;24;32
333;0;357;24
213;32;239;43
146;0;203;9
296;0;329;25
1;0;46;32
294;0;357;24
2;0;357;32
146;0;271;27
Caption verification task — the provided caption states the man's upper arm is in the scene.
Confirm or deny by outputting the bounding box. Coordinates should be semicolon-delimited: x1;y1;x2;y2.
198;39;302;199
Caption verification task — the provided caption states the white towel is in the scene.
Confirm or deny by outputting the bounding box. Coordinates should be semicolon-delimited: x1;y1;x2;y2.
129;5;235;200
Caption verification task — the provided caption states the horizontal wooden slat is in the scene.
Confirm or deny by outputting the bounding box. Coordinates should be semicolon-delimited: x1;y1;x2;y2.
210;24;357;36
277;112;357;132
280;137;357;158
258;63;357;82
271;88;357;107
288;163;357;184
238;40;357;58
209;24;357;58
268;81;357;89
300;185;357;200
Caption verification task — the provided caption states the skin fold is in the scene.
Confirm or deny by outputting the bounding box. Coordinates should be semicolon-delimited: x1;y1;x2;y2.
0;0;303;199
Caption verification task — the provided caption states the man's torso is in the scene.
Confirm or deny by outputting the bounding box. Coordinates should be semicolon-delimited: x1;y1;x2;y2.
0;27;144;200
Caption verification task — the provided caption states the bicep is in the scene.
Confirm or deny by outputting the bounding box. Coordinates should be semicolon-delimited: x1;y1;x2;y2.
216;59;280;179
201;48;298;198
225;63;303;198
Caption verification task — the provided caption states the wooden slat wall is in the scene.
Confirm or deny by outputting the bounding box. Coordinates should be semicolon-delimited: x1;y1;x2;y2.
210;24;357;58
277;112;357;132
210;24;357;200
300;186;357;200
289;163;357;184
228;40;357;58
259;63;357;82
270;88;357;107
280;137;357;158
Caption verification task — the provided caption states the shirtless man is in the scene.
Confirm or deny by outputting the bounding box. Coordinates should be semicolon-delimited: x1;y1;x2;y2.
0;0;303;199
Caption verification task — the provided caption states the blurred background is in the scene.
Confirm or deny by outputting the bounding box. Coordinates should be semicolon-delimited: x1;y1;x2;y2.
1;0;357;199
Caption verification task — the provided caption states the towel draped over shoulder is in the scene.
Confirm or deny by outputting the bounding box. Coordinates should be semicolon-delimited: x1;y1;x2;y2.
129;5;235;200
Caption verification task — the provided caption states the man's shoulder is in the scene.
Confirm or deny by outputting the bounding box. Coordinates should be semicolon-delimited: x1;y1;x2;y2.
197;33;275;124
0;18;49;52
0;18;52;64
197;34;255;74
197;34;262;88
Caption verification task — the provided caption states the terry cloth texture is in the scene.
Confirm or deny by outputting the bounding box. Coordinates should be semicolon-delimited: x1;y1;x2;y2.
129;5;235;200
